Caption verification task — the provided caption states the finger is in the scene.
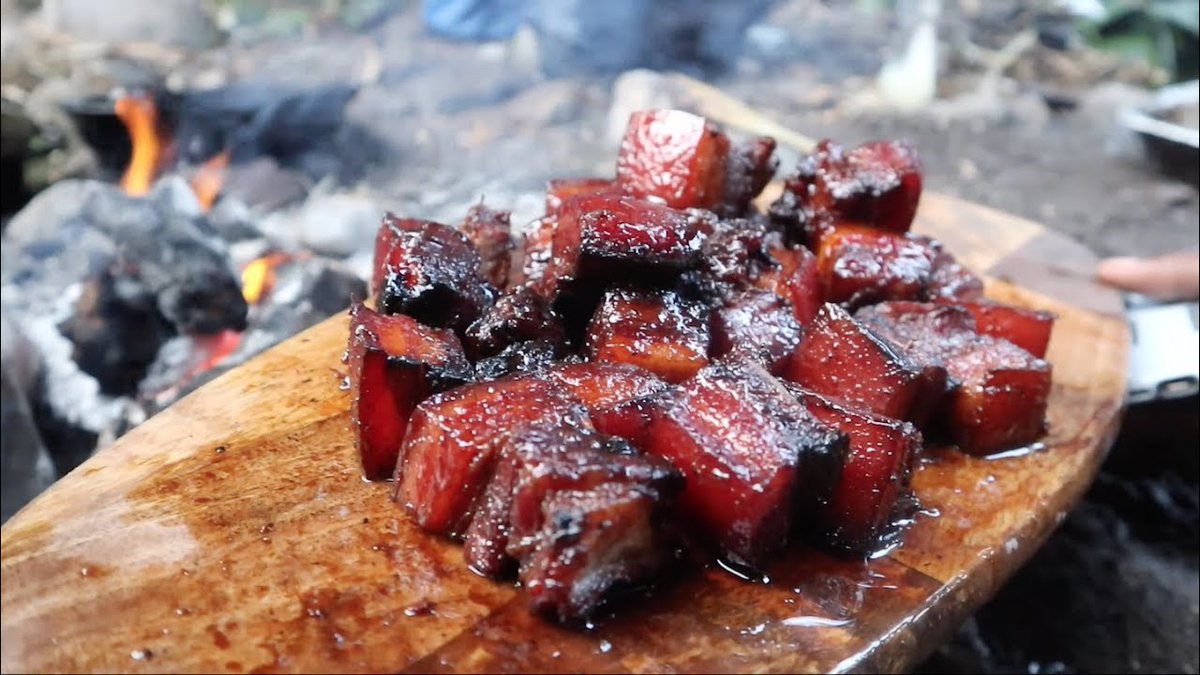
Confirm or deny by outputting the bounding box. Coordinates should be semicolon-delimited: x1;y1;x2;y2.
1095;250;1200;302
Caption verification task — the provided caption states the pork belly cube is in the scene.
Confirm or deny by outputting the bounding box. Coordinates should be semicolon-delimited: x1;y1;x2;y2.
543;362;668;411
645;360;846;568
695;216;775;299
855;301;1052;454
720;136;778;216
397;376;586;534
551;193;705;290
472;339;558;381
459;203;514;289
504;436;681;562
517;216;557;291
755;245;823;325
949;301;1055;359
616;109;731;210
347;303;472;481
463;285;565;360
546;177;618;215
792;388;922;552
587;289;710;384
783;139;922;234
710;289;803;372
927;247;985;301
522;482;673;623
816;225;940;307
373;215;491;332
782;304;939;424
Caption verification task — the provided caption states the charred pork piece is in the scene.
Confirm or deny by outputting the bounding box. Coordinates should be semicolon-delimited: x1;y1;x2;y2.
791;387;922;553
397;376;587;534
346;303;472;481
473;339;559;381
855;301;1052;454
695;216;775;299
373;215;492;332
720;136;778;217
782;303;943;425
942;301;1055;359
551;193;706;291
464;285;565;360
816;225;941;308
543;362;670;448
927;246;985;302
616;109;731;210
710;289;803;372
755;245;823;325
522;482;673;623
460;204;514;289
516;216;557;291
587;288;710;384
644;360;846;569
546;178;619;215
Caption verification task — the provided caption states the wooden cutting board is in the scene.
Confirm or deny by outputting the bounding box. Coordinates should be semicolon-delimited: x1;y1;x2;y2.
0;193;1129;674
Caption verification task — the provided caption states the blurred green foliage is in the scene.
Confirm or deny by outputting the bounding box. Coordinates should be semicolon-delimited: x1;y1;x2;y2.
1080;0;1199;81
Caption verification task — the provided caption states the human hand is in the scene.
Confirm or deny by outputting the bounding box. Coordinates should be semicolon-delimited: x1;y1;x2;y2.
1096;249;1200;302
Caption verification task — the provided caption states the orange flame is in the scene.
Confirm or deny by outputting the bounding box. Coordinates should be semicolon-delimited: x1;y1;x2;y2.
241;253;290;305
114;94;163;196
190;150;230;212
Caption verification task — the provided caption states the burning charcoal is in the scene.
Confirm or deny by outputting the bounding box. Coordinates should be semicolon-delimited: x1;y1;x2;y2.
546;178;618;215
460;203;515;289
347;304;472;481
854;301;1052;454
791;388;922;553
550;193;706;292
782;304;940;424
521;482;673;623
946;301;1055;359
397;376;587;534
927;247;985;302
644;360;846;568
777;139;922;235
473;340;559;381
463;285;565;360
616;109;731;210
816;225;940;308
373;215;492;332
754;245;823;325
586;288;710;384
720;136;778;217
710;289;803;372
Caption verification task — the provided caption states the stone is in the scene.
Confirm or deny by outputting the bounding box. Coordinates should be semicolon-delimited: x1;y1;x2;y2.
41;0;219;49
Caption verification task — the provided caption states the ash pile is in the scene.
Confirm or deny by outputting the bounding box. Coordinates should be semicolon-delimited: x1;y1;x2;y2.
1;82;376;522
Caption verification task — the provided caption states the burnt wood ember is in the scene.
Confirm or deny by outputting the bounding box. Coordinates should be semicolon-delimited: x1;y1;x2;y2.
347;304;472;480
373;215;492;333
644;359;846;568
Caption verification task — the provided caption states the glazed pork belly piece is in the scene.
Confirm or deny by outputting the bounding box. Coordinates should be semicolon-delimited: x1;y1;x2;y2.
372;215;492;332
644;359;846;568
346;303;472;480
790;387;922;552
941;300;1055;358
782;303;946;426
616;109;731;210
586;288;710;384
458;203;514;289
720;135;778;217
856;301;1052;455
754;245;823;325
463;285;565;361
709;288;803;373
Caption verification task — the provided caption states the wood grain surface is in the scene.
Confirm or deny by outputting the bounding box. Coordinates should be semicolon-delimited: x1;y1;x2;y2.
0;195;1130;674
